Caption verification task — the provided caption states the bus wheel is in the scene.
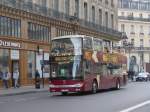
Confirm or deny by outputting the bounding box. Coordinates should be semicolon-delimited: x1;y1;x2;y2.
61;92;68;95
116;81;120;90
92;81;98;94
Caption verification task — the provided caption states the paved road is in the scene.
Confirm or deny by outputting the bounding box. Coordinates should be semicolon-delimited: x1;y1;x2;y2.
0;82;150;112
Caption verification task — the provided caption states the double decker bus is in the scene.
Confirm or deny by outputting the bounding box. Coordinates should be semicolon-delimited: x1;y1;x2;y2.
49;35;127;95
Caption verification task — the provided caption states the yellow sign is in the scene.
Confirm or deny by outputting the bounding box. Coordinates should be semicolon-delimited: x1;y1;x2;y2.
103;54;109;62
103;53;118;63
55;56;73;61
111;54;118;63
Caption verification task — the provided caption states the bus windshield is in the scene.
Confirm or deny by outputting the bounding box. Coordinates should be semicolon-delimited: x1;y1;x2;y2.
51;37;82;55
51;55;82;80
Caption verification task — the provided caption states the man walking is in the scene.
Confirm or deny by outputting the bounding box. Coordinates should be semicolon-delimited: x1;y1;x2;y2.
13;69;19;88
2;69;10;89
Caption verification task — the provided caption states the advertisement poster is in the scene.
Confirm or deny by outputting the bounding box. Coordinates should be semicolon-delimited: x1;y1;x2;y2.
36;52;50;78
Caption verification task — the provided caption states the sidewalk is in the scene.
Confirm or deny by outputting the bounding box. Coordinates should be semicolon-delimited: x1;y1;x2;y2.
0;85;49;97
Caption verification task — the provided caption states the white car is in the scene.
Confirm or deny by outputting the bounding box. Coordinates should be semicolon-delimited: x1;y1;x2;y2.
136;72;150;81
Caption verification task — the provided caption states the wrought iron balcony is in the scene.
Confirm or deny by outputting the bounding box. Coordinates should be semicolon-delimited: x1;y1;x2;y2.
133;47;150;52
119;16;150;22
0;0;122;38
118;0;150;11
113;46;150;52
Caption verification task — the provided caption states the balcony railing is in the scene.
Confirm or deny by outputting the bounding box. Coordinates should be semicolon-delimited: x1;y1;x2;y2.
118;0;150;11
0;0;122;38
119;16;150;22
113;47;150;52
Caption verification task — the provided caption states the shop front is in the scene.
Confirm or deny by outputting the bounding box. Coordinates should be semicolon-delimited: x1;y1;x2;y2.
0;39;50;88
0;39;21;88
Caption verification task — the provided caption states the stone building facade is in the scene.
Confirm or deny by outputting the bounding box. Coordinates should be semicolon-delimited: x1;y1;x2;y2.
0;0;121;87
118;0;150;73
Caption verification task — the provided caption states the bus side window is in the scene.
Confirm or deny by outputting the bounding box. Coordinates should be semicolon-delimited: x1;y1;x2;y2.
101;65;108;76
84;60;91;74
93;63;102;75
83;37;92;49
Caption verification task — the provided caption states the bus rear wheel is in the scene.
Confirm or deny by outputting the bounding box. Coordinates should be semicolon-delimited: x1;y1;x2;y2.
61;92;68;95
92;81;98;94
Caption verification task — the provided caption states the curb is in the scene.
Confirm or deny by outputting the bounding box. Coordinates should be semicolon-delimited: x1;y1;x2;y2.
0;89;48;97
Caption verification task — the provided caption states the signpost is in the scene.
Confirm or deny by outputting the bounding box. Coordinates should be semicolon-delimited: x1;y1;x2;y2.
37;47;44;88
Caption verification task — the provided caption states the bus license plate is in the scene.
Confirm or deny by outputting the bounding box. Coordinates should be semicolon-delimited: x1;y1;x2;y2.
61;89;69;92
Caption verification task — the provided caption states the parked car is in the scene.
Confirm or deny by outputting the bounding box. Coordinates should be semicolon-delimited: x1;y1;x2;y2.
135;72;150;81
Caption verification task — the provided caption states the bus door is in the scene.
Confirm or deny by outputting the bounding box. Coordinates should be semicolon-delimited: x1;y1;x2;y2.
107;69;115;88
100;64;110;89
106;64;117;88
83;60;93;91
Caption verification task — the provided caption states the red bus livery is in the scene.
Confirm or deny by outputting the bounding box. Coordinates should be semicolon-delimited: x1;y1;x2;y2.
49;35;127;94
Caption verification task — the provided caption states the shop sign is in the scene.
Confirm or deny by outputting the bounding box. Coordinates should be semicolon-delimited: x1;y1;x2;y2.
0;40;21;48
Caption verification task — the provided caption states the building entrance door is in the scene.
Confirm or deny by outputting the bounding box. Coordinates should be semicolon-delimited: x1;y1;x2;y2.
11;60;20;87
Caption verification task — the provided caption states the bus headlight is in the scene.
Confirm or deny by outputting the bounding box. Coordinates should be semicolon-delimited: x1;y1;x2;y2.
49;84;55;88
74;83;83;88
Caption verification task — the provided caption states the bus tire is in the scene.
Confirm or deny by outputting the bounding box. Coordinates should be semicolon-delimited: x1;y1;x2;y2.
92;81;98;94
61;92;68;95
115;80;120;90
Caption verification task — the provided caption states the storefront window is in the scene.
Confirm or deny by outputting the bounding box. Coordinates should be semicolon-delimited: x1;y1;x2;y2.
27;51;36;78
0;49;9;73
0;16;21;37
28;22;50;42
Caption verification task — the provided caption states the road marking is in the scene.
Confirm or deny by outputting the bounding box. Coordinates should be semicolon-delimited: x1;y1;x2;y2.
29;97;37;100
15;98;27;102
119;100;150;112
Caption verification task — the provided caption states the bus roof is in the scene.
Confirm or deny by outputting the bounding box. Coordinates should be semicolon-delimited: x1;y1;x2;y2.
52;35;91;40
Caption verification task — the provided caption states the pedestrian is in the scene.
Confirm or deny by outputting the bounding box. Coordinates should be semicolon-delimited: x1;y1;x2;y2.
35;69;40;89
2;69;11;89
13;69;19;88
0;69;3;80
35;70;40;80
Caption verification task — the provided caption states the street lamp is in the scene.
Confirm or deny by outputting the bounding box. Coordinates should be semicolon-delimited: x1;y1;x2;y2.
69;14;79;34
121;33;134;80
37;45;44;88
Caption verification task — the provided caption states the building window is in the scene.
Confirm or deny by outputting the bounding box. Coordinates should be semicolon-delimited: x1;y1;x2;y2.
65;0;70;15
128;12;134;19
0;16;21;37
28;22;50;42
27;51;36;79
111;0;114;7
148;14;150;19
0;49;9;75
121;24;125;32
105;12;108;27
57;29;73;36
149;26;150;35
92;6;95;23
139;13;143;18
140;39;143;47
84;2;88;21
41;0;46;7
75;0;79;17
105;0;108;5
130;25;135;34
99;9;102;25
53;0;59;11
140;25;144;35
131;39;134;46
111;14;114;29
121;12;124;16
